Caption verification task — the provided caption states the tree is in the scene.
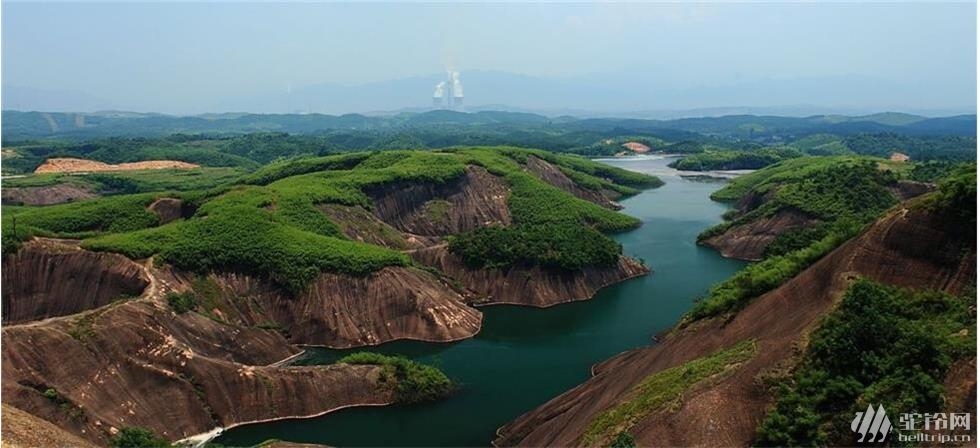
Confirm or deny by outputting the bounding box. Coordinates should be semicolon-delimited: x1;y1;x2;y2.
109;427;170;448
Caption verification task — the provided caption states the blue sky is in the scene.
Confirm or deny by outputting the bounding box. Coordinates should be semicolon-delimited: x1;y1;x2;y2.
2;2;976;114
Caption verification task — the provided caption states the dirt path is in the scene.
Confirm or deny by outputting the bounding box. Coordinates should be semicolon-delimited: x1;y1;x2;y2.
4;239;166;329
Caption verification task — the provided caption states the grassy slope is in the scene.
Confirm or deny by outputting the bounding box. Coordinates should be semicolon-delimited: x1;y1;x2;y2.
581;340;757;447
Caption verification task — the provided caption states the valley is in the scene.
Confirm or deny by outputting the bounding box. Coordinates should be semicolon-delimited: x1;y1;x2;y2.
0;118;975;448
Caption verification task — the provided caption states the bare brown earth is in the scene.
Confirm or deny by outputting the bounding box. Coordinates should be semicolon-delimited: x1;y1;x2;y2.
2;240;150;324
524;156;622;209
2;183;98;206
147;197;186;224
495;199;976;447
2;404;99;448
890;180;936;201
319;203;436;250
199;267;482;348
1;247;393;445
622;142;651;154
701;208;818;261
34;157;199;174
369;165;512;236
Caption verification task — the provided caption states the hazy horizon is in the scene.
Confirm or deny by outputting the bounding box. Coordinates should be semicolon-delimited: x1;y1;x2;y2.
3;2;976;115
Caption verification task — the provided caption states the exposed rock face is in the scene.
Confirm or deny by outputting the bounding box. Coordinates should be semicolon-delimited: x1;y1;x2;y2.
889;180;936;201
701;208;818;261
2;404;99;448
2;241;149;324
319;203;436;250
147;197;186;224
206;267;483;348
2;297;392;446
495;201;975;447
411;245;648;307
524;156;621;209
369;166;511;236
1;184;97;206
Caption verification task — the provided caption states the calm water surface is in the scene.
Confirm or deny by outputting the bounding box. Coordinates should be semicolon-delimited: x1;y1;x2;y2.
216;155;745;447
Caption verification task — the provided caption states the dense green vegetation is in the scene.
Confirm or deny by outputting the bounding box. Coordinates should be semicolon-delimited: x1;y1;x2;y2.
4;111;972;177
165;292;197;314
6;110;973;145
109;427;171;448
689;158;905;320
337;353;453;404
609;432;637;448
842;133;977;162
708;156;903;202
446;148;653;270
1;168;245;199
4;148;655;289
925;163;977;228
756;280;975;446
690;159;976;324
668;147;801;171
581;340;756;447
688;219;863;321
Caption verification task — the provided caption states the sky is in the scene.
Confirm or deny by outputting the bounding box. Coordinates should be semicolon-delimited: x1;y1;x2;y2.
2;1;977;115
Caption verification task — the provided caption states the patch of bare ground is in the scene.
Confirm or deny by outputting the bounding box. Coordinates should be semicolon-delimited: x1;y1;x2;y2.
34;157;199;174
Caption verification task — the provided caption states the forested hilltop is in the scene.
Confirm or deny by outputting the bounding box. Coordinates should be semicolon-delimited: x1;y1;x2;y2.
3;148;660;290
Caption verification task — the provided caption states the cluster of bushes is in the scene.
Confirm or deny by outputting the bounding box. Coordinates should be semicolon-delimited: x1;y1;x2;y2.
756;280;974;446
762;224;831;258
337;353;453;404
929;163;977;228
242;152;372;185
709;156;879;202
445;148;658;270
688;220;862;321
669;147;802;171
84;195;409;292
1;193;168;254
109;427;171;448
165;292;197;314
692;158;905;321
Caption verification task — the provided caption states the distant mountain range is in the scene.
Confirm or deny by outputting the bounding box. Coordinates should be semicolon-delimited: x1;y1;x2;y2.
2;109;975;142
5;71;975;117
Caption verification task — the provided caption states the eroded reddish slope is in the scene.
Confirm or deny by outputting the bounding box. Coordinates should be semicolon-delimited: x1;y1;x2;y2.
495;199;975;447
411;246;647;308
2;240;149;324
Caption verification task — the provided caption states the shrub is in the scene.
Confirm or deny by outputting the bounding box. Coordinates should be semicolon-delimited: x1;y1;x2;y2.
755;280;974;446
337;353;453;404
166;292;197;314
610;432;636;448
109;427;171;448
